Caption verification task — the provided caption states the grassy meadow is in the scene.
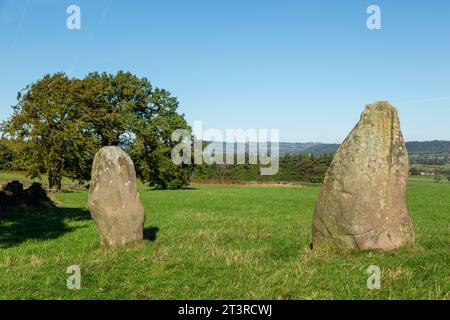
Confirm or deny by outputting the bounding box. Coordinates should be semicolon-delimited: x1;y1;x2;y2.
0;172;449;299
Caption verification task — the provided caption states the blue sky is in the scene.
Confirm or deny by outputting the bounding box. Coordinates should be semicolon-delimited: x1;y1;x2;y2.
0;0;449;142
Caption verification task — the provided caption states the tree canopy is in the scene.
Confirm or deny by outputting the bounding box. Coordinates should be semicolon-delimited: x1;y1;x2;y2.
1;71;192;190
0;138;14;170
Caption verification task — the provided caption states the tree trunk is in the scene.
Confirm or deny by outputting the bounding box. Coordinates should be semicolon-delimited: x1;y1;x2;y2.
48;161;62;192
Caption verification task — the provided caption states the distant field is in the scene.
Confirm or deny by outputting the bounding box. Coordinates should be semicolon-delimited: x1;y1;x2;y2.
408;175;450;185
0;171;29;182
438;163;450;170
0;172;449;299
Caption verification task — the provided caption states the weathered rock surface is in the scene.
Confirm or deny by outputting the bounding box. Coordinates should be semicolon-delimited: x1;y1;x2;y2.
312;101;415;250
88;146;145;247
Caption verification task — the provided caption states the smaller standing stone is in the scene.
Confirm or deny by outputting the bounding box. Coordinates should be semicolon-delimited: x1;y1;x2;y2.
88;146;145;247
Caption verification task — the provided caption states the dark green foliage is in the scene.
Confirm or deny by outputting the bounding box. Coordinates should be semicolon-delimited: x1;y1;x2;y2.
409;167;419;175
1;72;192;190
192;153;333;184
0;138;14;170
409;154;450;165
1;73;99;190
127;84;193;189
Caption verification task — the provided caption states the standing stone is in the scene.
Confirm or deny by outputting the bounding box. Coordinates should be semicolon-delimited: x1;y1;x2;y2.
88;146;145;247
312;101;415;250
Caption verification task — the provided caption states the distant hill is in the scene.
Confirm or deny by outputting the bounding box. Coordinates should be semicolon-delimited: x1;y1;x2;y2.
282;140;450;156
281;140;450;156
290;143;340;155
206;140;450;156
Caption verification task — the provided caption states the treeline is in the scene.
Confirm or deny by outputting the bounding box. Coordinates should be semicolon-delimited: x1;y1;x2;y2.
409;166;450;176
0;72;192;190
409;154;450;165
193;154;333;184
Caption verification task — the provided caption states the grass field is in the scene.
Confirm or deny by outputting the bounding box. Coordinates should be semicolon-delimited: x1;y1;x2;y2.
0;173;449;299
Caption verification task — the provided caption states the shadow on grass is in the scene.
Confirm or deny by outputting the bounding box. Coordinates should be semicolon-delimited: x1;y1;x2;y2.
144;226;159;241
0;206;91;248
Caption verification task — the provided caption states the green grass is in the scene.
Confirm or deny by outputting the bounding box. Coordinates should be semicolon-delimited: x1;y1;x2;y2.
408;175;450;185
0;175;449;299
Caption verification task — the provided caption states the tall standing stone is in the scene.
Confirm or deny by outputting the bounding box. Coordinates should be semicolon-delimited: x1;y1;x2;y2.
312;101;415;250
88;146;145;247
